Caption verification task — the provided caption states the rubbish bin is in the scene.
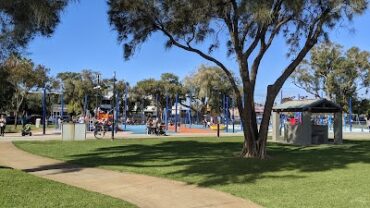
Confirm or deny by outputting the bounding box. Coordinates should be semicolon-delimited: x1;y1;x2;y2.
35;118;41;128
62;123;86;141
74;123;86;141
62;123;74;141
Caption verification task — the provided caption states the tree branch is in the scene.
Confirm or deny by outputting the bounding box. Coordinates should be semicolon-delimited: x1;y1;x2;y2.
240;21;253;46
274;9;331;91
223;2;251;88
292;80;321;98
156;25;241;99
243;27;263;59
250;15;291;92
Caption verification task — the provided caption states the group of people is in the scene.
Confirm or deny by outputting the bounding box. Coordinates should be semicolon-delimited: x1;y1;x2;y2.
203;116;224;128
125;117;142;125
146;117;166;135
94;118;111;128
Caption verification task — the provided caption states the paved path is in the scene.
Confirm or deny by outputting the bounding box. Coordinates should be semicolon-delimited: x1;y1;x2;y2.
0;142;261;208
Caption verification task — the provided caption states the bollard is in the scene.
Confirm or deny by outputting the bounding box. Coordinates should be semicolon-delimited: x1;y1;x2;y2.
217;123;220;138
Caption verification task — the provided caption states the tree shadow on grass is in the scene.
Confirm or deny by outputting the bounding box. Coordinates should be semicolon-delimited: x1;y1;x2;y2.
23;163;83;175
65;139;370;187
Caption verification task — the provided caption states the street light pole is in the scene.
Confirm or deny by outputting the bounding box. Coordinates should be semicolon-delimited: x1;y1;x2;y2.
112;71;116;141
83;95;88;117
223;94;226;125
42;87;46;135
61;83;64;119
226;96;229;132
95;73;102;120
116;88;120;132
124;85;128;130
232;97;235;133
156;93;159;120
165;94;169;130
95;94;98;119
188;92;192;128
349;97;352;132
175;93;178;133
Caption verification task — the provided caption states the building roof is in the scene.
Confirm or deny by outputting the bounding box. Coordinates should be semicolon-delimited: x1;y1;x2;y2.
273;99;342;113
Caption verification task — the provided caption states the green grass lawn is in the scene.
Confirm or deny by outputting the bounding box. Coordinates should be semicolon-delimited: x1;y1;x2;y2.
15;137;370;208
0;166;136;208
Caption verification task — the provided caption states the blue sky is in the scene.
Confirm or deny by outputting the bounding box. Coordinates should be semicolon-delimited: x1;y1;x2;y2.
27;0;370;102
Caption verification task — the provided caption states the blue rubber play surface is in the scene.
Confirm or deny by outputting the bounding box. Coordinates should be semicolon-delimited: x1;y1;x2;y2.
122;125;147;134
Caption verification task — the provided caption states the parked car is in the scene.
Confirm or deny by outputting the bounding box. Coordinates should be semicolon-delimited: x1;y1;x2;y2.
359;116;366;122
61;115;71;122
4;116;22;125
28;115;59;125
26;115;41;125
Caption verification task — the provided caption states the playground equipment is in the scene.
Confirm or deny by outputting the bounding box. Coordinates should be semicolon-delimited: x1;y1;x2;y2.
97;111;113;121
210;124;225;130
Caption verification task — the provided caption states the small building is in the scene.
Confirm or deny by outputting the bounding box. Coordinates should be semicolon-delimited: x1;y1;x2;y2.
272;99;343;145
51;104;68;119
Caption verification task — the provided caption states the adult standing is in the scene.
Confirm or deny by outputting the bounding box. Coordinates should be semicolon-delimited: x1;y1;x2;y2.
57;116;62;131
0;114;6;137
203;118;207;128
78;115;85;124
367;116;370;133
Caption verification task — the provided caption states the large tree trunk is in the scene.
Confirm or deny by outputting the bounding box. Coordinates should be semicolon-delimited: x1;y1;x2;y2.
240;108;269;159
257;86;278;159
239;85;278;159
239;89;259;158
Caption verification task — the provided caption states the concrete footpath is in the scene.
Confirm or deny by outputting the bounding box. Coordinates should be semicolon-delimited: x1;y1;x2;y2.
0;142;261;208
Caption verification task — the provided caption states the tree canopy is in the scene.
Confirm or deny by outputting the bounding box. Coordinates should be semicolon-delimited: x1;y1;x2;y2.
292;43;370;111
184;65;236;115
2;54;49;127
0;0;69;60
57;70;101;115
0;66;15;111
131;73;185;113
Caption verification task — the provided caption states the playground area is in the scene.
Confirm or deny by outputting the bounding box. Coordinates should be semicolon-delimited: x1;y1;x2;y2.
1;109;368;140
